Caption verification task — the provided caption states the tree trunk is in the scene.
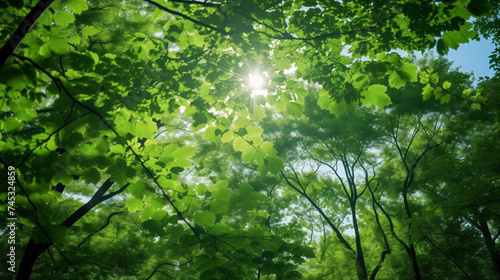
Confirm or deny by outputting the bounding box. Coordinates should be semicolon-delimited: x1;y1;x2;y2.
16;240;50;280
403;188;423;280
351;203;368;280
478;219;500;276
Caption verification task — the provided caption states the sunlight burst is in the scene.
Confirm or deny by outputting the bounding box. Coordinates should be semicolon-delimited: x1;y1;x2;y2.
248;73;264;89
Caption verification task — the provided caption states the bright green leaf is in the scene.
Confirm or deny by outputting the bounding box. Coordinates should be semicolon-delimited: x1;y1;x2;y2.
422;84;433;101
440;94;451;104
81;167;100;184
389;71;406;89
48;37;69;54
81;25;100;37
361;84;391;108
194;211;216;226
67;0;88;14
125;197;143;212
53;10;76;28
286;102;304;117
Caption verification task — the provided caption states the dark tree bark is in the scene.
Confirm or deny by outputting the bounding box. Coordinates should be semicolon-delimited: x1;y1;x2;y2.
478;218;500;277
0;0;54;70
351;203;368;280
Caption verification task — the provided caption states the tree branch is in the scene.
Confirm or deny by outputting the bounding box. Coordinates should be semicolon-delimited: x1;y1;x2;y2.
77;211;125;248
0;0;55;69
144;259;192;280
280;171;355;253
426;237;472;280
144;0;226;34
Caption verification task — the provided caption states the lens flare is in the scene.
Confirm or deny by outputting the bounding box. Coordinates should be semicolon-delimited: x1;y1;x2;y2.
248;73;263;89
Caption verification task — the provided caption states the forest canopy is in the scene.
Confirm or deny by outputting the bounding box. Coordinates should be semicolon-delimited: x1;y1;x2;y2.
1;0;499;279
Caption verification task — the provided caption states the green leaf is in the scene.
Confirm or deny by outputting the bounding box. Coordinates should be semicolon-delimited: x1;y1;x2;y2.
433;87;443;100
440;94;451;104
437;39;448;55
400;63;418;82
266;155;285;174
67;0;88;14
221;130;233;143
92;137;109;154
129;181;147;198
197;183;208;195
246;126;264;136
467;0;493;16
53;10;76;28
209;198;230;213
32;227;49;244
443;81;451;89
81;167;100;184
151;8;165;21
173;145;197;158
441;22;475;50
48;37;69;54
317;89;331;110
241;147;257;162
352;74;370;90
10;97;37;121
212;180;229;198
361;84;391;108
135;119;157;138
293;246;316;258
125;197;143;212
203;127;219;142
38;10;53;26
234;116;251;129
39;45;52;57
81;25;100;37
422;84;433;101
233;137;250;152
251;105;266;121
163;143;178;154
50;226;68;240
276;57;292;70
286;102;304;117
179;234;199;247
1;117;23;132
194;211;216;226
328;100;350;117
389;71;406;89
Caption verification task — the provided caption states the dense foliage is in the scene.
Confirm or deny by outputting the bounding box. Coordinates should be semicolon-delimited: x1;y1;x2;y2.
1;0;499;279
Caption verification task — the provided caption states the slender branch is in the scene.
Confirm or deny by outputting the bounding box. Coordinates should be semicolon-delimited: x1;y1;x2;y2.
280;171;355;253
302;143;352;201
403;116;422;160
426;237;472;280
87;5;118;11
365;175;391;280
167;0;221;8
144;0;226;34
144;259;192;280
17;111;90;168
77;211;125;247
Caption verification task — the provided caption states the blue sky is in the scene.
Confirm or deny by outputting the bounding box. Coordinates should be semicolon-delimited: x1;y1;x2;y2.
444;36;496;81
412;36;496;86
